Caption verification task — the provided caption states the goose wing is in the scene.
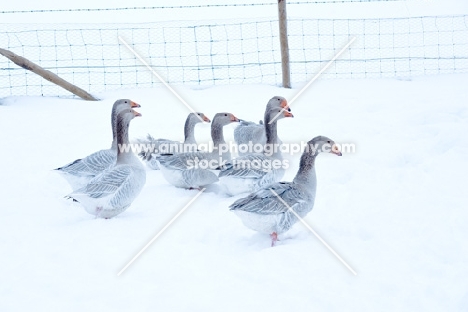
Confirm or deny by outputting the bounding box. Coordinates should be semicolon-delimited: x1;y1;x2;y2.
55;149;115;176
219;154;270;178
229;182;306;215
234;122;265;146
158;152;208;170
70;165;133;199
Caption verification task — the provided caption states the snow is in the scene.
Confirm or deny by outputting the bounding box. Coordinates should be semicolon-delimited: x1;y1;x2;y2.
1;0;468;310
1;74;467;311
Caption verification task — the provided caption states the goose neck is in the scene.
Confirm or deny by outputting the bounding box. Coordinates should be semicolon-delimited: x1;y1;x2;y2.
293;152;317;188
110;107;119;149
211;123;225;147
184;117;197;145
264;113;281;158
116;118;132;164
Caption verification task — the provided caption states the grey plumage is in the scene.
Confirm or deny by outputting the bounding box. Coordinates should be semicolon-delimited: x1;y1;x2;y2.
234;96;288;156
158;113;239;189
137;112;209;169
56;149;116;189
219;107;293;196
55;99;140;190
68;108;146;218
230;136;342;245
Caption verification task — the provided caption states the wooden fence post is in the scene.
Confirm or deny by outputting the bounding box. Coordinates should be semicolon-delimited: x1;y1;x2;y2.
0;47;98;101
278;0;291;88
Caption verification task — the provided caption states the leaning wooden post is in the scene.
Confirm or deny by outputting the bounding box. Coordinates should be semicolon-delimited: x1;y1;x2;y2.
0;47;98;101
278;0;291;88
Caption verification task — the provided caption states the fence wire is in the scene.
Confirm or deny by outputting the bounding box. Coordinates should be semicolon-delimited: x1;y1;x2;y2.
1;15;467;98
0;1;405;14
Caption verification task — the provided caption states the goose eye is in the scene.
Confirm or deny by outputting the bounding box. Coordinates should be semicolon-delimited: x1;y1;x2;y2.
327;141;331;143
124;101;127;103
224;114;227;116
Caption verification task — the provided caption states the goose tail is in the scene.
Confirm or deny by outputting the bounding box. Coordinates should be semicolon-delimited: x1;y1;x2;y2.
135;133;158;161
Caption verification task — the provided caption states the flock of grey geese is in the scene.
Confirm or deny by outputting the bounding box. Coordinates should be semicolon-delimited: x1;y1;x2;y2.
55;97;341;246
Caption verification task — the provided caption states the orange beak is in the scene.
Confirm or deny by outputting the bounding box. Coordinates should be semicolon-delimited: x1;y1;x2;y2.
331;144;342;156
283;111;294;118
280;99;290;112
203;115;211;123
130;101;141;108
230;115;240;122
132;109;142;117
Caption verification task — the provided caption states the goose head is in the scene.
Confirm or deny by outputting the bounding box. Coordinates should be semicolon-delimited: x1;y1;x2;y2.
113;99;140;112
117;107;142;122
111;100;141;148
267;96;290;112
190;112;211;123
307;136;342;157
112;99;141;124
212;112;240;126
265;106;294;123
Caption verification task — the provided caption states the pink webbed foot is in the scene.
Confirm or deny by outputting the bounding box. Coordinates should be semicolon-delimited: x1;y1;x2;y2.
270;232;278;247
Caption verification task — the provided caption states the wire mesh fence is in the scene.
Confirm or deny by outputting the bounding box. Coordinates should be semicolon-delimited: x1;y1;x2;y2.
0;1;407;14
1;14;467;98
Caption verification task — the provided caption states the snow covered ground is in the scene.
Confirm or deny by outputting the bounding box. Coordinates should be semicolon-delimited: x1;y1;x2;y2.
0;74;467;311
